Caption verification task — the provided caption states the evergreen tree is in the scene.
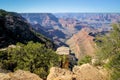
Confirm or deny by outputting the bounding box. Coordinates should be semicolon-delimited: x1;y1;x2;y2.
0;41;60;78
95;24;120;80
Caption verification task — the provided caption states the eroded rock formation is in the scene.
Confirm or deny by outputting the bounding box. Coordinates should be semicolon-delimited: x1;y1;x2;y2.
47;64;108;80
67;28;96;59
0;70;43;80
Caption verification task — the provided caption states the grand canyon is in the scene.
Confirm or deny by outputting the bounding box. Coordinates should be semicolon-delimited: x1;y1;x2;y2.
0;0;120;80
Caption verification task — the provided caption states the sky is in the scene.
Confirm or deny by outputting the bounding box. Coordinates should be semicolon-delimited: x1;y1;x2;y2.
0;0;120;13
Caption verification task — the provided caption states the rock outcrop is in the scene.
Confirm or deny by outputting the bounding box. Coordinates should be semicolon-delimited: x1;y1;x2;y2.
21;13;68;47
21;13;60;28
73;64;108;80
56;46;70;55
47;64;108;80
47;67;75;80
66;28;96;59
0;70;43;80
0;9;54;48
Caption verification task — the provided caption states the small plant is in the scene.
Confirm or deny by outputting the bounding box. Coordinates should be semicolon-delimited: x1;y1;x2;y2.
78;55;91;65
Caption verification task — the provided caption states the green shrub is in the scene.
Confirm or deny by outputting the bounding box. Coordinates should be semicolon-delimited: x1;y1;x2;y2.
0;41;60;79
95;24;120;80
59;55;69;69
0;9;8;16
78;55;91;65
105;53;120;80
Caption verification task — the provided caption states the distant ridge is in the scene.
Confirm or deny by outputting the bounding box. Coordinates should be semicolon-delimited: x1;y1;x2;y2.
0;9;54;48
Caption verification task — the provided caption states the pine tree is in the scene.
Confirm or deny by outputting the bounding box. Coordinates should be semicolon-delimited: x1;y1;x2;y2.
0;41;60;79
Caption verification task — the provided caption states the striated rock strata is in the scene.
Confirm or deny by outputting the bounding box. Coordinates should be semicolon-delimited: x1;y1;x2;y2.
66;28;96;59
0;10;54;48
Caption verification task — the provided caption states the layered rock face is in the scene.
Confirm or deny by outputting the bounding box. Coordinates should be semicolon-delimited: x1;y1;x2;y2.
21;13;60;28
47;64;108;80
0;10;54;48
21;13;68;47
66;28;96;59
0;70;43;80
59;18;82;29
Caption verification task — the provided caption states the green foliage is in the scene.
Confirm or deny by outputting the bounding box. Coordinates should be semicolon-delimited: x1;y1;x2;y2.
0;41;60;78
59;55;69;69
78;55;91;65
0;9;8;16
92;59;103;66
95;24;120;80
0;9;54;49
106;53;120;80
35;32;54;48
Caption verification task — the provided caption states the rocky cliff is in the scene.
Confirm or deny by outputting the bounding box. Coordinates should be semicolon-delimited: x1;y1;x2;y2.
0;9;54;48
21;13;68;47
21;13;61;28
66;28;96;59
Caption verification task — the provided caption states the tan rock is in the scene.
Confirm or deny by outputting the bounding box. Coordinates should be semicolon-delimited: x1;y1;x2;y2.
56;46;70;55
0;73;10;80
66;28;96;59
47;67;74;80
73;63;108;80
0;70;43;80
47;64;108;80
53;76;76;80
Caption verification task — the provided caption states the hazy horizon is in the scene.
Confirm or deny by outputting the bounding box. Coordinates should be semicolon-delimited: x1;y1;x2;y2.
20;12;120;14
0;0;120;13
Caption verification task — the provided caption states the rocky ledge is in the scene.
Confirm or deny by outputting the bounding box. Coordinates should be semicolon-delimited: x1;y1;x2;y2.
47;63;108;80
0;70;43;80
0;64;108;80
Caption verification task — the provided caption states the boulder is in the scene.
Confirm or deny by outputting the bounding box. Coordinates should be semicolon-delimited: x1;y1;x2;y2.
73;64;108;80
47;67;75;80
56;46;70;55
47;64;108;80
0;70;43;80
